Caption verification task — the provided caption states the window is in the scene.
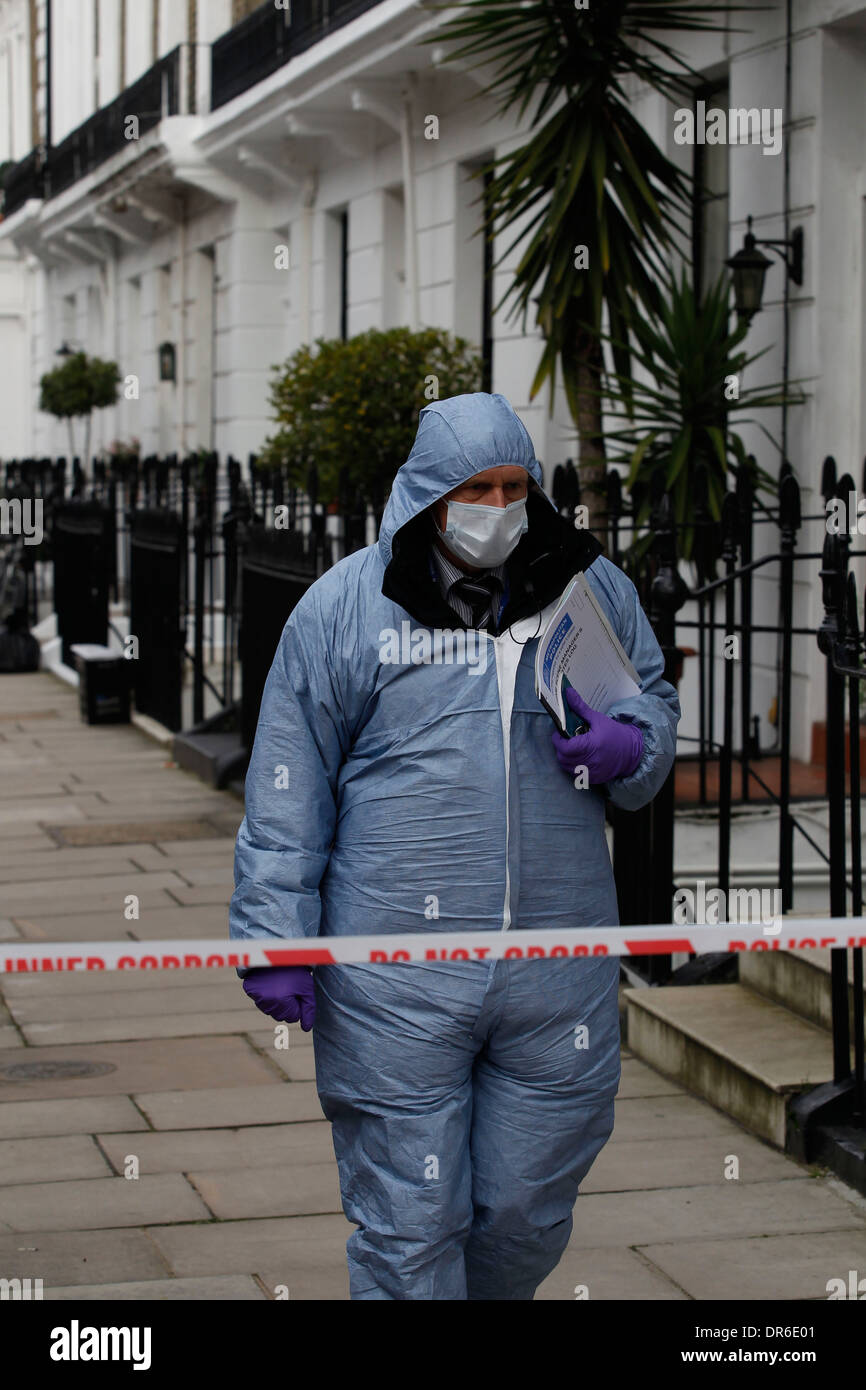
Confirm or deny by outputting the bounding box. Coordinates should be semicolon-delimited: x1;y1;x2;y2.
455;158;494;391
383;187;405;330
322;207;348;341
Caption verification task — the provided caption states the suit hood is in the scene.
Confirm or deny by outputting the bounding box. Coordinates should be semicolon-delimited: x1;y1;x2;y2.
378;392;548;566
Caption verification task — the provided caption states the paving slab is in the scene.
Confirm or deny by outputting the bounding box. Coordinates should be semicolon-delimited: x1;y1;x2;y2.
255;1264;349;1300
45;1274;267;1300
611;1094;752;1142
2;887;180;918
135;1082;324;1130
0;775;78;798
569;1178;866;1249
8;916;150;941
616;1056;685;1100
131;915;237;942
124;846;179;872
0;1134;113;1185
165;884;233;906
10;906;230;939
20;1009;263;1046
0;1095;149;1139
0;1173;210;1232
0;822;67;845
0;871;187;901
188;1161;342;1220
247;1024;314;1052
43;817;239;848
639;1227;866;1300
97;1122;335;1174
0;855;164;884
0;802;85;827
0;1036;275;1101
173;866;235;887
149;1213;354;1280
158;838;237;858
0;1226;171;1286
1;968;234;999
536;1245;688;1300
586;1132;807;1192
7;981;250;1022
267;1048;317;1082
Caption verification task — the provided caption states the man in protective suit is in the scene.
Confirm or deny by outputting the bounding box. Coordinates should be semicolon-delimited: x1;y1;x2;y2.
231;392;680;1300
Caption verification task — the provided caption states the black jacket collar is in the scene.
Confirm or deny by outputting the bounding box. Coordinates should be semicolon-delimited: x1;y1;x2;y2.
381;488;603;632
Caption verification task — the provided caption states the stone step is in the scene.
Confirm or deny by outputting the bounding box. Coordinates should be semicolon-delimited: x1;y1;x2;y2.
739;947;866;1034
624;983;842;1148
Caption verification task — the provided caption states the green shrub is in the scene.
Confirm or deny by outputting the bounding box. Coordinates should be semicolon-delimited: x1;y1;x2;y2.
260;327;482;504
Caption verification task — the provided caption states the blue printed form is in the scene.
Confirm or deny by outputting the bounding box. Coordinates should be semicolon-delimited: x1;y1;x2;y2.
535;574;640;733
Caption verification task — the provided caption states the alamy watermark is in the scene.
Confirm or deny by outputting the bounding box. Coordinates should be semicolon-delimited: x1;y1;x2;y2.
0;497;43;545
674;882;782;936
378;622;488;675
674;102;783;157
0;1276;43;1299
49;1320;151;1370
826;490;866;535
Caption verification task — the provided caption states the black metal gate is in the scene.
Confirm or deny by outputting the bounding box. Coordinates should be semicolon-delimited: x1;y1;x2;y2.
238;526;322;751
129;509;186;732
52;500;113;667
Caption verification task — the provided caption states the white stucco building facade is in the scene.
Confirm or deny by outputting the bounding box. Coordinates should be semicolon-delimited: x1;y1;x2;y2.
1;0;865;762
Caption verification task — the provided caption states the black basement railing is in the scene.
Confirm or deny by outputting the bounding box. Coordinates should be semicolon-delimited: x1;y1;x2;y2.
211;0;386;110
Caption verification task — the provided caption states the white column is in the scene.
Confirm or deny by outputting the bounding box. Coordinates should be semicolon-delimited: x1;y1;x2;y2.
213;198;289;460
345;190;385;336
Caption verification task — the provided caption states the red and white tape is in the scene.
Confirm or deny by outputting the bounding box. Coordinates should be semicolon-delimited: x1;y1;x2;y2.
2;919;865;973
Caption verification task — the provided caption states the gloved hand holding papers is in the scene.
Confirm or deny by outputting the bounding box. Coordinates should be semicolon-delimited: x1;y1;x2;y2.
534;573;641;736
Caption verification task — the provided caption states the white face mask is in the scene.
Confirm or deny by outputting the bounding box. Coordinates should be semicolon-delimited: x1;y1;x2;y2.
437;497;528;568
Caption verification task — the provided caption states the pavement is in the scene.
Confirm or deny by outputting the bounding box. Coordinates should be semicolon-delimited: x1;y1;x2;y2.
0;670;865;1301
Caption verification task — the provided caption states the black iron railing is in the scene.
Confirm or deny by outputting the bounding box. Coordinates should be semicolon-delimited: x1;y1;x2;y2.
3;450;368;738
816;463;865;1120
551;453;865;1138
1;48;183;219
211;0;386;110
1;147;47;219
47;48;182;202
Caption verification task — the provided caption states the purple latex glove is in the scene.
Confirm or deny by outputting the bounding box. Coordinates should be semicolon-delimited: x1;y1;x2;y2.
242;965;316;1031
551;687;644;785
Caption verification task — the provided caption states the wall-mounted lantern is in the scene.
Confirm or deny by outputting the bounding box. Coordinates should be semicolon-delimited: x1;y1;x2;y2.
725;215;804;324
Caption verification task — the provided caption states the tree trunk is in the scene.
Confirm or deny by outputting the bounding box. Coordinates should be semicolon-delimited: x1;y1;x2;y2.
574;333;608;546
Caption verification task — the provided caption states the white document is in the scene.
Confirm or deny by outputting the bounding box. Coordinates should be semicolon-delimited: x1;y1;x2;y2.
534;573;641;735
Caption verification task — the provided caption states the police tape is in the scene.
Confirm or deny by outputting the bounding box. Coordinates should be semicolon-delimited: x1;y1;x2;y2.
2;919;865;973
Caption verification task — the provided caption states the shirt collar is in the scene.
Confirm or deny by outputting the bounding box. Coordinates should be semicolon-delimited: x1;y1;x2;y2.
429;543;506;595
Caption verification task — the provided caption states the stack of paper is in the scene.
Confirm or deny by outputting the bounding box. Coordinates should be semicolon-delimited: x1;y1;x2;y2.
534;574;640;735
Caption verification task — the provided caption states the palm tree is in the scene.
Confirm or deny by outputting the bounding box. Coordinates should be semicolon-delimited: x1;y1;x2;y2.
431;0;742;539
601;269;804;561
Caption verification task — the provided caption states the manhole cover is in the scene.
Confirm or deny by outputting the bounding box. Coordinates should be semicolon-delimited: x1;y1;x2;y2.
0;1060;117;1081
